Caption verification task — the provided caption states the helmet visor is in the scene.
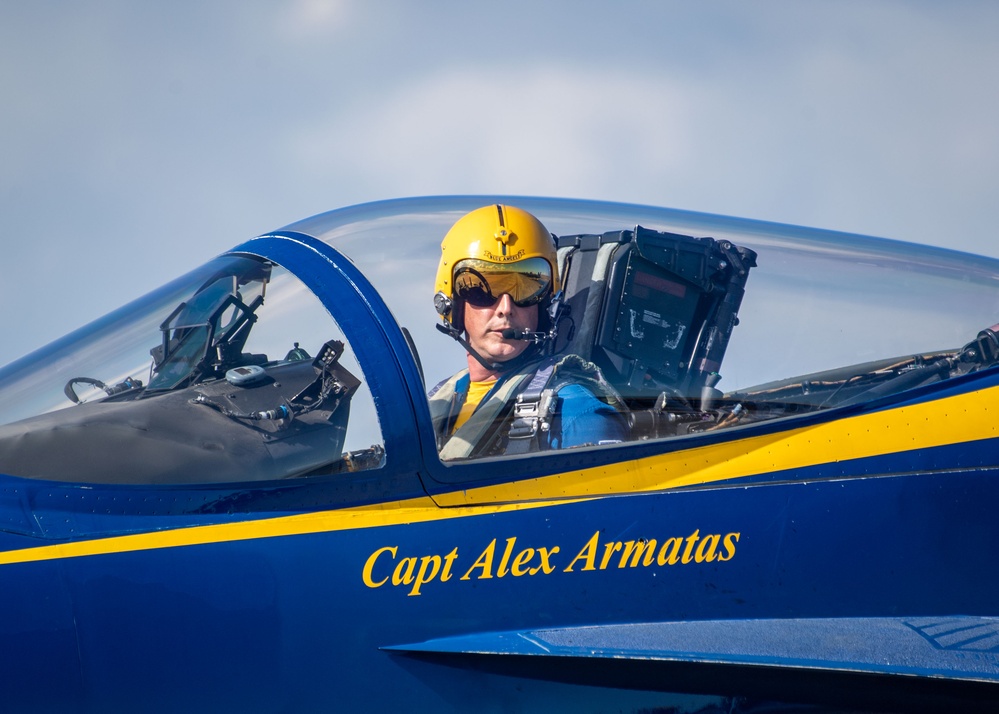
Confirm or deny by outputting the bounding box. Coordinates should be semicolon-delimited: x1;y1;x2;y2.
453;257;552;308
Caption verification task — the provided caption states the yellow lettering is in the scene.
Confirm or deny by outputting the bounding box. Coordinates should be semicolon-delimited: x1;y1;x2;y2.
461;539;497;580
681;530;700;564
718;533;740;562
619;539;657;568
511;548;535;577
657;537;683;566
441;547;460;581
694;534;720;563
496;537;517;578
600;541;623;570
564;532;600;572
530;546;560;575
408;555;442;597
363;527;739;597
362;546;397;588
392;557;417;586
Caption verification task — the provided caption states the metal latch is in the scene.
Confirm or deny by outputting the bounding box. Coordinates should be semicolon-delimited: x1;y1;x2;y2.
508;389;557;439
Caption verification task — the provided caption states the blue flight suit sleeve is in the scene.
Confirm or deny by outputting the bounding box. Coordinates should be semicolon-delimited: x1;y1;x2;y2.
547;384;627;449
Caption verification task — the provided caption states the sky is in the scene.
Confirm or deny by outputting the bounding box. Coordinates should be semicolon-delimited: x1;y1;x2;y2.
2;0;998;368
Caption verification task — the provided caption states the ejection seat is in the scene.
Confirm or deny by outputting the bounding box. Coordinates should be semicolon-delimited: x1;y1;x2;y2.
554;226;757;439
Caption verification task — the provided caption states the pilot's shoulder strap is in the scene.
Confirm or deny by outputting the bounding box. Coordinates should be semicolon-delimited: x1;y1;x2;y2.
428;370;469;447
504;354;624;455
428;370;467;401
503;357;560;455
438;368;534;461
436;355;624;460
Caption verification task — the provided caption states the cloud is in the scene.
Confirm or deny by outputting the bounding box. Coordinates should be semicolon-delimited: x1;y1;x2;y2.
287;65;700;200
284;31;999;259
2;0;999;369
277;0;353;40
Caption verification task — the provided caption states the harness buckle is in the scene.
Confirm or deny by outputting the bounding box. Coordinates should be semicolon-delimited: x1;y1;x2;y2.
508;389;557;440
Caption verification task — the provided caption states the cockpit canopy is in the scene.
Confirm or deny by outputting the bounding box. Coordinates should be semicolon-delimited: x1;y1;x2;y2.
0;197;997;484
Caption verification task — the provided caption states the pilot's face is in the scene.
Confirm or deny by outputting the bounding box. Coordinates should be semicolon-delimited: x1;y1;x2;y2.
463;292;538;363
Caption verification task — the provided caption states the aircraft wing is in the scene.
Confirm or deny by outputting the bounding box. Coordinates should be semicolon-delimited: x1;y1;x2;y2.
387;617;999;711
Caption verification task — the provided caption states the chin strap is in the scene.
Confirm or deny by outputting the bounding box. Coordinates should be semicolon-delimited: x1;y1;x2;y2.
435;323;506;373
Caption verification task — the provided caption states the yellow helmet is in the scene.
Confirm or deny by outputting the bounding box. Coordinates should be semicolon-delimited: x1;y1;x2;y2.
434;204;559;331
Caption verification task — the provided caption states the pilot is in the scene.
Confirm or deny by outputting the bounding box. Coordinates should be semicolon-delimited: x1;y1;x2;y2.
430;204;626;459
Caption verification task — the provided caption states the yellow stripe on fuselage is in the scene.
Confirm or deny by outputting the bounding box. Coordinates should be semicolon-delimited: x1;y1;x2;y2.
0;497;576;566
433;382;999;505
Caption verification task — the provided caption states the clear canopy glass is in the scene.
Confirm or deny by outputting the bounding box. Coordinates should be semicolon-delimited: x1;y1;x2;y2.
2;196;997;479
288;197;999;399
0;254;382;483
